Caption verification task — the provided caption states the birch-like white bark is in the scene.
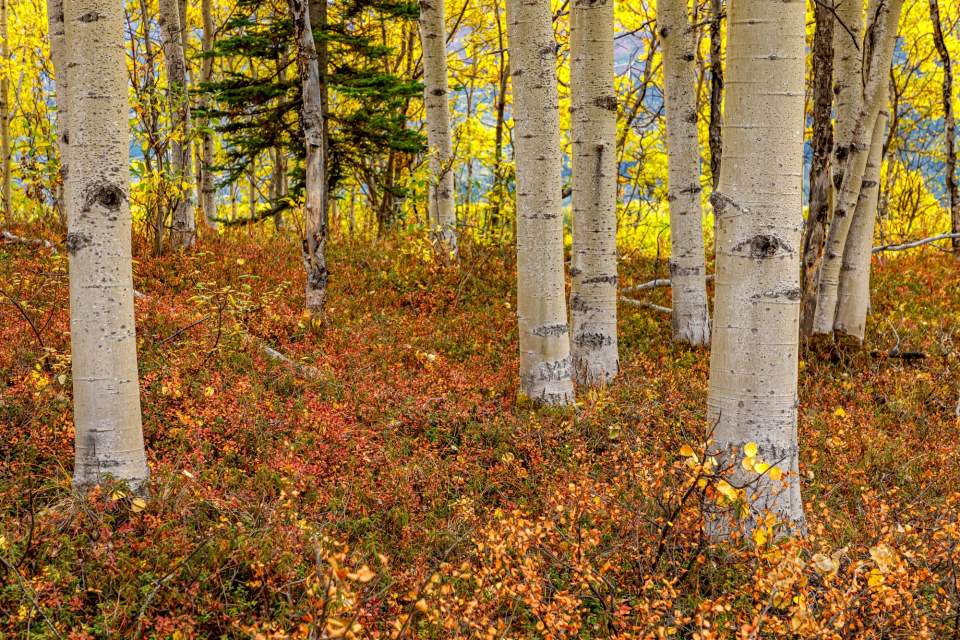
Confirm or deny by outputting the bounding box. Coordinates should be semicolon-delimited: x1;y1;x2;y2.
159;0;197;249
47;0;69;223
813;0;902;334
831;0;865;182
834;87;888;339
506;0;574;405
569;0;618;385
418;0;458;258
64;0;149;489
657;0;710;345
707;0;807;533
0;0;10;223
290;0;329;316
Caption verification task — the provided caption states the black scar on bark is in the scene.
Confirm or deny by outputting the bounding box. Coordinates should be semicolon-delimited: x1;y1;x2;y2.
81;183;126;213
78;11;103;22
430;88;446;97
751;286;801;301
583;274;617;285
532;323;569;337
65;232;93;255
670;262;701;277
593;95;617;112
574;331;612;348
732;235;793;259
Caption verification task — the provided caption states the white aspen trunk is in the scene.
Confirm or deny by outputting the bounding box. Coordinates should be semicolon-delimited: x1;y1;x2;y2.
569;0;618;385
834;86;888;339
199;0;217;226
418;0;458;258
289;0;329;316
831;0;865;185
813;0;902;334
707;0;807;533
0;0;10;223
47;0;69;225
506;0;574;406
159;0;197;249
64;0;149;489
657;0;710;346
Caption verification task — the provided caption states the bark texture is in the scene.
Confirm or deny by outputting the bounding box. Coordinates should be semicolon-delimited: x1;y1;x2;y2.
569;0;618;386
1;0;10;222
707;0;807;533
418;0;458;258
929;0;959;253
834;86;888;339
159;0;197;248
799;1;835;338
707;0;723;191
290;0;329;316
199;0;217;225
47;0;69;224
64;0;149;489
813;0;902;334
506;0;574;405
658;0;710;346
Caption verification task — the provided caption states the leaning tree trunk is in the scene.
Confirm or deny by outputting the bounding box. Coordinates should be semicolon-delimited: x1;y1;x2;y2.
799;0;835;338
569;0;618;386
47;0;69;225
813;0;903;334
657;0;710;346
506;0;574;406
159;0;197;249
834;85;888;339
290;0;329;317
418;0;458;258
0;0;10;223
64;0;149;490
707;0;807;534
929;0;959;253
199;0;217;225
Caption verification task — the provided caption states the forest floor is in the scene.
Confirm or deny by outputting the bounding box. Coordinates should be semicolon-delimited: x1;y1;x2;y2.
1;228;959;639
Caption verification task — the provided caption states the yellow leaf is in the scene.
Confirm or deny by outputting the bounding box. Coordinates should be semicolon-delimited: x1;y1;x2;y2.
349;565;375;583
679;444;694;458
204;386;215;397
110;490;126;501
833;407;847;418
752;526;768;546
867;569;885;588
741;456;756;471
715;480;739;502
415;598;429;613
130;497;147;513
743;442;758;458
768;466;783;481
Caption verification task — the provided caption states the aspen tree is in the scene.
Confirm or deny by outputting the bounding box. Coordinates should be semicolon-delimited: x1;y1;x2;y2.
290;0;329;316
0;0;10;222
929;0;959;253
707;0;807;532
569;0;618;385
834;87;888;339
657;0;710;345
199;0;217;225
159;0;197;249
418;0;458;258
64;0;149;489
47;0;69;224
506;0;574;405
814;0;903;334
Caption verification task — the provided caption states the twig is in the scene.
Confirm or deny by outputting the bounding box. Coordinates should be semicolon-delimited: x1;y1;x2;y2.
241;333;322;380
0;553;64;639
872;233;960;253
621;274;714;294
135;536;213;638
0;287;45;349
619;296;671;314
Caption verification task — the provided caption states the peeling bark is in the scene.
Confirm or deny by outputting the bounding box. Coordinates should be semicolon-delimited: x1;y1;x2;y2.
506;0;574;405
569;0;618;385
65;0;149;490
707;0;807;534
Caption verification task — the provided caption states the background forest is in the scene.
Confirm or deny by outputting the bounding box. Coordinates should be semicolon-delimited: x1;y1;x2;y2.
0;0;959;637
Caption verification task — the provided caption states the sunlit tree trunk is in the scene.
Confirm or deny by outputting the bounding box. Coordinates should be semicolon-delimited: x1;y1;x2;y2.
506;0;574;405
47;0;70;226
799;0;834;337
0;0;10;223
64;0;149;490
814;0;902;334
569;0;618;386
418;0;458;258
290;0;329;317
834;86;888;339
199;0;218;226
658;0;710;346
707;0;806;533
159;0;196;248
929;0;959;253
